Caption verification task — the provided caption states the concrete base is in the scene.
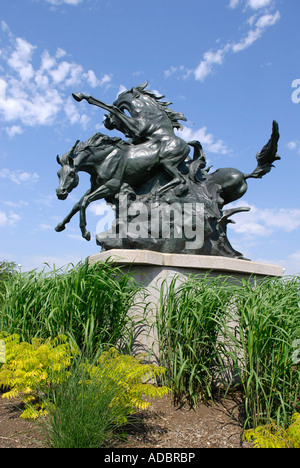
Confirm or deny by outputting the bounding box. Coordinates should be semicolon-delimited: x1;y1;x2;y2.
88;250;284;361
89;249;284;278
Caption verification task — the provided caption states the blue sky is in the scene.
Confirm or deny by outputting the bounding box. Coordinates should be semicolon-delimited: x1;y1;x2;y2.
0;0;300;274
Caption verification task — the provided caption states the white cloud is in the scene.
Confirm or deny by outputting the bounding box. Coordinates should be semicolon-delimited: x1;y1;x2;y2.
55;48;67;59
117;84;127;96
169;3;280;82
228;202;300;237
287;141;297;150
232;11;280;52
177;125;229;155
5;125;23;137
164;65;188;79
38;223;53;230
99;74;112;87
194;10;280;80
256;251;300;276
7;37;36;82
287;141;300;154
45;0;83;5
194;47;230;82
3;200;29;208
247;0;273;10
64;96;90;129
88;201;115;234
229;0;275;9
0;210;22;227
0;168;39;184
283;251;300;276
0;24;112;134
19;253;83;272
0;211;8;227
228;0;242;8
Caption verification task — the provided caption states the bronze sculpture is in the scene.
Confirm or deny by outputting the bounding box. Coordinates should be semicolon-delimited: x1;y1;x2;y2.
55;82;280;259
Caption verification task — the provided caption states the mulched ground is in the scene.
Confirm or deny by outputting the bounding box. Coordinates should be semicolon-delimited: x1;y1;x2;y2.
0;392;251;449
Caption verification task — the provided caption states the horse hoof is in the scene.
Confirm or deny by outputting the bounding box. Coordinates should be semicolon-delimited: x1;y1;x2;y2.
55;223;65;232
83;231;91;241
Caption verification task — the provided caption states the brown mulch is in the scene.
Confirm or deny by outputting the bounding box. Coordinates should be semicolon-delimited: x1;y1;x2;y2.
0;392;251;449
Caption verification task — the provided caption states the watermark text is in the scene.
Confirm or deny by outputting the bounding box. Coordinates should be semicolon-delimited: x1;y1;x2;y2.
0;340;5;363
292;79;300;104
96;196;205;250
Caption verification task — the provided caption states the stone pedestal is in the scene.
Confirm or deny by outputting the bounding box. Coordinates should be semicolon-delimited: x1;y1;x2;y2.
88;250;284;360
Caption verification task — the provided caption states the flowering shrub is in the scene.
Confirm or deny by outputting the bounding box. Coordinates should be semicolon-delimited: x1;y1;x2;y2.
0;333;77;419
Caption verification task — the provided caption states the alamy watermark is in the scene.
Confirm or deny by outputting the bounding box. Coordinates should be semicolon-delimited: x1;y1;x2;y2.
96;195;205;250
292;339;300;365
0;340;5;364
291;79;300;104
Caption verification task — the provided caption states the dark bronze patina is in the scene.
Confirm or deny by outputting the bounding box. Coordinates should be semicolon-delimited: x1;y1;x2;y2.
55;82;280;259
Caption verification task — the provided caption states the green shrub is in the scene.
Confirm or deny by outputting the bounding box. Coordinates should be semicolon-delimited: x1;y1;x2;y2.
0;333;77;419
244;413;300;448
0;333;170;448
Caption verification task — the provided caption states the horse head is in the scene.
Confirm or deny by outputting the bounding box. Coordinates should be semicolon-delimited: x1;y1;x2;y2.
112;82;166;119
56;140;80;200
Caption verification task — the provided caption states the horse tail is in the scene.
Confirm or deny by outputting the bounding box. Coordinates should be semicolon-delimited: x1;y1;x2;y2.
244;172;256;180
245;120;281;180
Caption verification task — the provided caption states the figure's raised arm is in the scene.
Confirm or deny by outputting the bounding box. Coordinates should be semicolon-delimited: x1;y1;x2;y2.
72;92;139;138
72;93;116;113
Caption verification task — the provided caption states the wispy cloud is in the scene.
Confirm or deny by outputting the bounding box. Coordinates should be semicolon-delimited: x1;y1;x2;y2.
228;0;242;9
176;126;229;155
37;223;53;231
228;202;300;238
287;141;300;155
0;168;39;185
165;1;280;82
5;125;23;137
0;22;112;135
2;200;29;208
231;10;280;53
283;251;300;276
45;0;83;5
194;46;230;82
247;0;273;10
229;0;274;10
0;210;22;227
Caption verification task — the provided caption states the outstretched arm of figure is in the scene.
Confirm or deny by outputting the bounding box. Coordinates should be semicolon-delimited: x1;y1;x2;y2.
72;93;140;137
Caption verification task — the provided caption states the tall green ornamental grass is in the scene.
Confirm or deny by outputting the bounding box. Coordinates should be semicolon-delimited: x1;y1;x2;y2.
156;274;231;405
227;276;300;429
0;260;143;354
156;273;300;430
39;360;127;448
38;349;170;448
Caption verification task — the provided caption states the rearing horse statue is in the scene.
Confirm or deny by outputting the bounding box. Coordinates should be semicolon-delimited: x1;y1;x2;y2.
55;131;198;241
73;81;190;196
55;82;280;257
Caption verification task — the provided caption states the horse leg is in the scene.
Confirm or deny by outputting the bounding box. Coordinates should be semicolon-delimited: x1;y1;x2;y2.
55;189;91;232
156;160;186;196
79;179;121;240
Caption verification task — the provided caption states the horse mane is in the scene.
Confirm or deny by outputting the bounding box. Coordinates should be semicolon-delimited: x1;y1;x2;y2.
135;82;187;131
77;132;122;153
59;132;122;165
